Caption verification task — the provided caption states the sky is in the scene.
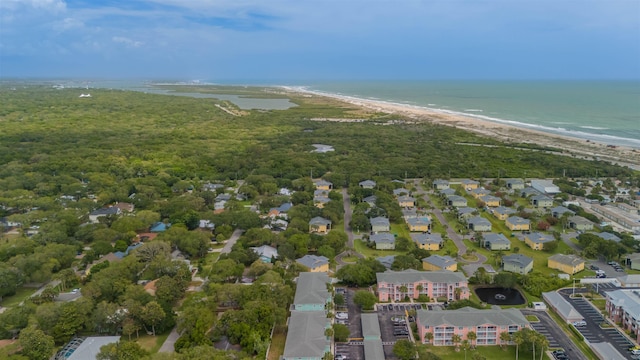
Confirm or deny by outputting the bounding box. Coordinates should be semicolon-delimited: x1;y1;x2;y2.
1;0;639;81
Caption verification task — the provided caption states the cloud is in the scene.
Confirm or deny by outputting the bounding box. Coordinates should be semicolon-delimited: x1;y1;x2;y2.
112;36;144;48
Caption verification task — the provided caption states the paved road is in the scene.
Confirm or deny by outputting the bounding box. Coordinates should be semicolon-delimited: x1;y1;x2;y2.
220;228;244;255
336;188;364;268
521;309;588;360
158;327;179;353
413;180;487;276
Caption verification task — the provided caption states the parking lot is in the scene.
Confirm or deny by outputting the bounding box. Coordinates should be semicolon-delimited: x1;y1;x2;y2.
558;289;636;359
521;309;588;360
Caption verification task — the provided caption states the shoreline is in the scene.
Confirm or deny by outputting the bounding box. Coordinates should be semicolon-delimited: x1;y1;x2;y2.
284;86;640;171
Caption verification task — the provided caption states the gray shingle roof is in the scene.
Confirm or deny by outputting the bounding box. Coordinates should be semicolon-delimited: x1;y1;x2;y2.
309;217;332;226
422;255;456;269
548;254;584;267
296;255;329;270
407;217;431;228
493;206;516;216
417;307;528;327
376;269;466;284
359;180;376;187
502;254;533;268
283;311;329;359
527;232;554;244
507;216;530;226
411;233;442;245
484;233;510;245
361;313;381;339
371;233;395;244
370;217;390;227
294;272;330;306
468;216;491;227
542;291;583;321
569;216;593;225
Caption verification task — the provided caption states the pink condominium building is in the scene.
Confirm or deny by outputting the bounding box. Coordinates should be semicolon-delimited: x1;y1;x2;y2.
417;307;529;346
376;269;469;302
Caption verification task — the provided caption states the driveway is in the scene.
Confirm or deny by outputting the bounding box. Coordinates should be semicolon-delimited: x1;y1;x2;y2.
220;228;244;255
520;309;588;360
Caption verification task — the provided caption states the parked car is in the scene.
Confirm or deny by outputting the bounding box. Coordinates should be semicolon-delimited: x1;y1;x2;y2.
572;321;587;327
589;265;599;270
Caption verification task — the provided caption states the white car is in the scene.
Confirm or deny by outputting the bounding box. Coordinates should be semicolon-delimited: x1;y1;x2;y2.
335;312;348;320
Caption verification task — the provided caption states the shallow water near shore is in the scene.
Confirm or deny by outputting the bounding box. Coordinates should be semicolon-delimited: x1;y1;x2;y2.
307;80;640;148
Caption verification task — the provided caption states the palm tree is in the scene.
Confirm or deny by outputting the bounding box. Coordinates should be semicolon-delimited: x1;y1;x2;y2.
399;285;408;299
499;331;511;350
451;334;462;350
467;331;477;348
461;340;471;360
512;331;524;360
416;284;424;296
425;332;434;345
537;333;549;360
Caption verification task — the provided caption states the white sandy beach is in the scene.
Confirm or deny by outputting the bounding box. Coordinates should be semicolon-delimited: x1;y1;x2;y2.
285;87;640;171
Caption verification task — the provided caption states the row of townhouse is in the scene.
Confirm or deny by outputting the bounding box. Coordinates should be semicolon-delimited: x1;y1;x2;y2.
282;272;332;360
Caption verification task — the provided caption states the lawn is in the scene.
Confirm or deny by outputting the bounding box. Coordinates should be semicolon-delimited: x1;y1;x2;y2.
354;239;406;258
0;287;38;307
526;315;540;322
422;344;551;360
390;223;411;240
433;238;459;258
591;299;606;312
267;325;287;360
136;333;169;353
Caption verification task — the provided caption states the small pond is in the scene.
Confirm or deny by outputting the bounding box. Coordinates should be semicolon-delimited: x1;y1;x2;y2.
474;287;526;305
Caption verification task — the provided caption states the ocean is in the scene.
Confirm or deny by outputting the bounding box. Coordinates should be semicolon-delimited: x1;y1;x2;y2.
305;81;640;149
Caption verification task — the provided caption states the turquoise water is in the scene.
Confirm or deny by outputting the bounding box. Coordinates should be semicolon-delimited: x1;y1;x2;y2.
307;81;640;148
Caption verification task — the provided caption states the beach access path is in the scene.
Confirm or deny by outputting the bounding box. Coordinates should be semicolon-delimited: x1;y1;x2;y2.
412;179;487;276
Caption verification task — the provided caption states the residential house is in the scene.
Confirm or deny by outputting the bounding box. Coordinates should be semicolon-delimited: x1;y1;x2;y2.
594;232;621;243
502;254;533;274
446;195;468;207
548;254;585;274
202;182;224;192
309;217;332;234
402;208;418;219
89;207;121;223
293;272;331;311
492;206;516;220
568;216;594;231
480;195;501;207
376;255;396;270
524;232;555;250
505;216;531;231
376;269;469;302
457;207;476;220
268;202;293;218
439;188;456;197
542;292;584;324
591;203;640;232
469;188;491;199
296;255;330;272
313;196;331;209
521;187;541;198
313;179;333;190
363;195;377;207
531;195;553;208
605;290;640;344
371;233;396;250
551;206;575;218
150;222;170;232
531;179;560;194
199;219;215;230
467;217;492;232
416;307;529;346
112;202;135;213
422;255;457;271
56;336;122;360
505;179;525;190
393;188;410;197
461;179;480;190
398;195;416;208
251;245;278;263
359;180;376;189
433;179;450;190
370;217;391;233
626;253;640;271
411;233;443;251
406;217;431;232
282;311;331;360
482;233;511;251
